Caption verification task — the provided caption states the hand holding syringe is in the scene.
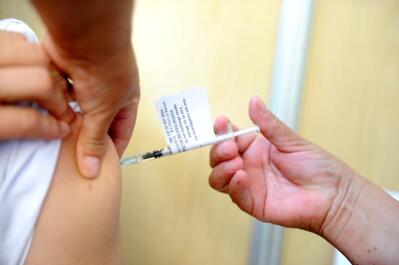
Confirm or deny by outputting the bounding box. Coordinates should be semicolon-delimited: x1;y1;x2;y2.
121;125;259;166
121;88;260;166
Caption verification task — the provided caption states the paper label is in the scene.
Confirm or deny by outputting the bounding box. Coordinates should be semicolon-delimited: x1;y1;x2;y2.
156;88;214;153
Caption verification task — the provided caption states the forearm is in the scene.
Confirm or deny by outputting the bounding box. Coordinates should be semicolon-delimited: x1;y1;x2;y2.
321;168;399;264
31;0;134;60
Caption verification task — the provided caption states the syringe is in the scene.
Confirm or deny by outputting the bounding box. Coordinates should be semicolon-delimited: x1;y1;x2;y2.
120;126;260;166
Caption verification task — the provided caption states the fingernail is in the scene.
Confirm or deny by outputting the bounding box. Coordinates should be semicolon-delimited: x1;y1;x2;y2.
256;96;266;112
82;156;100;178
59;121;71;138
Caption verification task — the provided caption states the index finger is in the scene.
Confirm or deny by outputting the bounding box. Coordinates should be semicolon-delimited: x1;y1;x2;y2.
209;116;239;168
0;32;49;66
0;66;73;122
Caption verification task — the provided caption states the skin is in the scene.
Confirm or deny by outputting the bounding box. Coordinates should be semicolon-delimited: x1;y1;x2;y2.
1;30;122;263
24;116;122;265
32;0;140;178
0;31;73;140
209;96;399;265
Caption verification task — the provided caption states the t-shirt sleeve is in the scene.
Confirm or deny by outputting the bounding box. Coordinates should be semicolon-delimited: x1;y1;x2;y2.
0;139;61;265
0;18;63;265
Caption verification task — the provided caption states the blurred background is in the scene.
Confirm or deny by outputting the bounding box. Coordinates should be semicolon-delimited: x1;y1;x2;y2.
1;0;398;264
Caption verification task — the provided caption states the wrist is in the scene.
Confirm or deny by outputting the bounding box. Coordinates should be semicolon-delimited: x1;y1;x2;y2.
320;167;399;264
43;33;138;84
319;165;365;242
33;0;133;62
43;32;132;65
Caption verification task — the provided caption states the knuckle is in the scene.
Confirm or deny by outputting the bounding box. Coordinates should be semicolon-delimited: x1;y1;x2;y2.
53;73;67;91
6;31;27;43
270;114;281;129
208;174;219;190
20;110;40;133
209;150;217;167
129;87;141;102
210;174;228;191
224;163;237;177
60;102;70;116
52;97;69;115
225;158;243;176
220;141;237;159
41;72;54;95
209;159;216;168
33;67;54;96
83;136;107;155
28;43;49;64
45;117;60;138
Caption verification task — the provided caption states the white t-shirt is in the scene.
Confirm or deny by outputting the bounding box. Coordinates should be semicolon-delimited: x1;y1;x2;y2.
0;19;61;265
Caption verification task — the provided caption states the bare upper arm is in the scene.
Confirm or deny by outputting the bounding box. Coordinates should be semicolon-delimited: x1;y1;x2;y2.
25;117;122;265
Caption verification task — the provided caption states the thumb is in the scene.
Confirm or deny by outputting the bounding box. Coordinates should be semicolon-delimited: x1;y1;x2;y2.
249;96;300;150
77;113;113;179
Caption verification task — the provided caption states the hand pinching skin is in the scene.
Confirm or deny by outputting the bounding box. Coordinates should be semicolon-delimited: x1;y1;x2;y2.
0;31;73;140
